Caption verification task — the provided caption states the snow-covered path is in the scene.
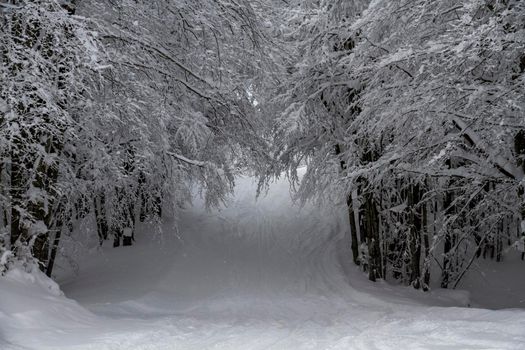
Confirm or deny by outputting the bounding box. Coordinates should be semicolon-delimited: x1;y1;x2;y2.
2;175;525;349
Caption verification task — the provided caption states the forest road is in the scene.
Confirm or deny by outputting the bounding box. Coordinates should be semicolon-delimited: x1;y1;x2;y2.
56;175;525;350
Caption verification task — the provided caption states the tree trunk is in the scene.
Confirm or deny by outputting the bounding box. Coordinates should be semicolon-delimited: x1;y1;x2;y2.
421;197;431;291
347;193;360;265
441;156;462;289
441;186;454;289
45;200;65;278
138;172;147;222
363;188;382;281
408;182;422;289
515;131;525;245
94;192;109;245
10;146;28;257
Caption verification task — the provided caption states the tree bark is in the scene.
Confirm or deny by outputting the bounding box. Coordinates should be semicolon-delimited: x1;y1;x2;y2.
408;182;422;289
94;192;109;245
347;193;360;265
441;185;454;288
363;188;382;281
421;197;431;291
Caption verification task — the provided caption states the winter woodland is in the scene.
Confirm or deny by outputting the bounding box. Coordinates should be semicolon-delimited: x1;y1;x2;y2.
1;0;524;308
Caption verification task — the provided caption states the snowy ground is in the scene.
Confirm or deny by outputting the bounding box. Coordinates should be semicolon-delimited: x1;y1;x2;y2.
1;174;525;349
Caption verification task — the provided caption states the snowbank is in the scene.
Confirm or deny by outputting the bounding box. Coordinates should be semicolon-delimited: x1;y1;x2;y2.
0;266;97;349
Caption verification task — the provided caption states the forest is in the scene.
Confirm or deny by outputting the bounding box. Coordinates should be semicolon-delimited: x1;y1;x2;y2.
1;0;525;290
0;1;525;348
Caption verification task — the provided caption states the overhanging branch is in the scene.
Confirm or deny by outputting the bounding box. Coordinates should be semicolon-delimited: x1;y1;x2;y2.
451;116;521;181
167;151;207;168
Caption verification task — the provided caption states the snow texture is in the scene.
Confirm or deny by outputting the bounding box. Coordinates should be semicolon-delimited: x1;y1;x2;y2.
1;173;525;349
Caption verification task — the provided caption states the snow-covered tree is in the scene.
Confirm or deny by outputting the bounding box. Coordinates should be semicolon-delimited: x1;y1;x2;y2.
75;0;273;246
272;0;525;288
1;0;275;276
0;0;103;275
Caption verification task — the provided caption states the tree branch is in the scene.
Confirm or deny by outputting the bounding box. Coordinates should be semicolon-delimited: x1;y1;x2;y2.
166;152;207;168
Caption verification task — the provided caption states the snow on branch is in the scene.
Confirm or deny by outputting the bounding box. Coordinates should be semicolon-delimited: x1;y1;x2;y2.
166;152;207;168
115;60;219;103
102;33;215;89
451;116;522;181
0;3;23;11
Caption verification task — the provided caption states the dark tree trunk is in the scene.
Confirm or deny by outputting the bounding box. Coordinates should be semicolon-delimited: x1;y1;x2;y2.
347;193;360;265
421;197;431;291
123;199;136;246
138;172;147;222
441;186;454;289
31;136;61;273
154;193;162;219
113;186;136;247
10;147;28;256
94;192;109;245
496;220;503;262
515;130;525;247
335;143;360;266
0;160;10;252
45;201;65;278
408;182;422;289
46;227;61;278
363;189;382;281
